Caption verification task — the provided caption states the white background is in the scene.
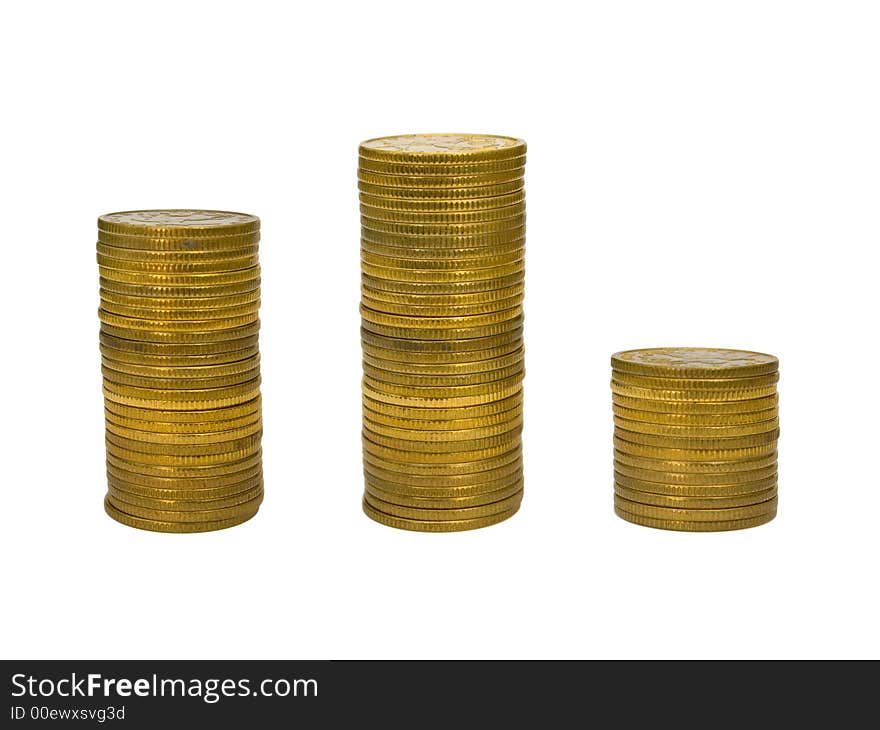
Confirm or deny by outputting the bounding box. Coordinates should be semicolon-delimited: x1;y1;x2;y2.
1;0;877;659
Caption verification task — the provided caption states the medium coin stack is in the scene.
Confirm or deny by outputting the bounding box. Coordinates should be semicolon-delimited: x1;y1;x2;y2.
97;210;263;533
611;348;779;532
359;134;527;531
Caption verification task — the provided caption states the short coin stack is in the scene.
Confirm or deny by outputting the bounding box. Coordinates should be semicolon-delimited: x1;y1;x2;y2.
359;134;527;531
611;348;779;531
98;210;263;533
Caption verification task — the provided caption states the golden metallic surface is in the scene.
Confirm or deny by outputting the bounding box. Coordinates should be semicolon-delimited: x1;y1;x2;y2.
610;381;778;402
611;348;778;378
97;210;263;532
614;462;779;487
613;426;779;449
613;507;776;532
612;436;778;462
613;414;779;437
611;372;779;390
614;494;778;522
614;449;778;473
104;497;259;533
364;489;523;521
366;479;523;508
362;499;521;532
615;472;777;498
610;347;780;531
612;392;778;414
359;190;525;212
614;484;778;509
358;135;526;531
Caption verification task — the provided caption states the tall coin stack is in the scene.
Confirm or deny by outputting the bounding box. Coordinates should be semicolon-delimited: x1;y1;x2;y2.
358;134;527;532
611;348;779;531
97;210;263;533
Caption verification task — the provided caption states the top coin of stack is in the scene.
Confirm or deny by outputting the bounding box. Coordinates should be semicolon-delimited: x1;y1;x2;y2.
97;210;264;533
610;348;780;532
359;134;527;532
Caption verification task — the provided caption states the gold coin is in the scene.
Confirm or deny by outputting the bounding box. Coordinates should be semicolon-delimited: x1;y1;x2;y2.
100;321;260;345
99;308;258;331
358;179;524;200
100;343;260;367
104;496;260;533
363;416;522;442
614;506;776;532
612;393;778;414
361;339;522;365
614;483;777;509
614;449;777;474
99;288;260;309
362;261;524;285
361;303;520;328
102;365;260;390
362;382;522;409
363;347;524;375
613;436;777;461
614;494;777;522
358;153;526;175
363;371;523;397
107;472;262;500
363;362;524;388
105;430;261;456
99;276;260;298
362;391;521;420
612;404;778;425
359;190;525;212
106;451;262;480
103;395;261;423
357;168;523;190
96;241;257;261
362;499;519;532
106;492;263;523
361;317;523;343
610;381;778;402
362;270;524;294
614;471;777;497
361;248;524;270
364;446;521;477
613;427;779;449
364;489;522;521
108;484;263;511
613;413;779;436
102;377;261;402
360;202;525;225
363;404;523;432
107;461;262;490
365;468;523;496
361;326;522;352
363;427;520;454
361;294;523;318
361;216;525;238
612;372;779;390
105;419;261;445
105;439;261;466
105;411;261;437
361;226;526;249
99;299;259;322
98;264;261;286
100;353;260;378
611;348;778;378
362;434;519;464
97;253;259;274
361;233;525;256
359;134;526;162
365;479;523;508
98;210;260;237
613;463;778;488
97;229;261;251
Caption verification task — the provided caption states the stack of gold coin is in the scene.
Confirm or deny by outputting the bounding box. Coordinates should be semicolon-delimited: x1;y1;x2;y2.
97;210;263;533
359;134;527;532
611;348;779;532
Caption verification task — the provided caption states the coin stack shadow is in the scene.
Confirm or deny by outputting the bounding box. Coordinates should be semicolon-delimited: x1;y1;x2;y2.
611;348;779;531
97;210;263;532
358;134;527;531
